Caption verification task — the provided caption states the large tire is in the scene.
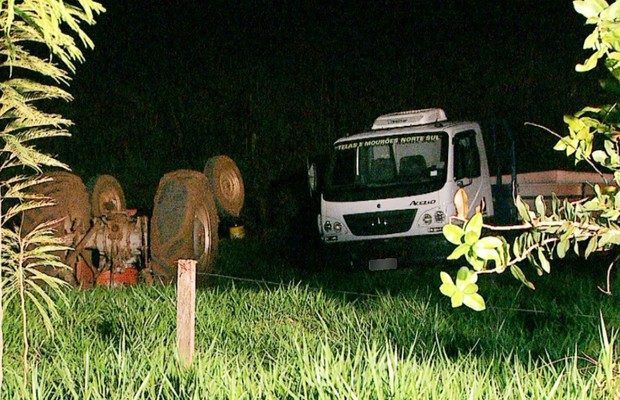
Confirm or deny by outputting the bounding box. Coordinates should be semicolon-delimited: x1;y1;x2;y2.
87;174;126;217
21;171;91;283
203;155;245;218
150;170;219;282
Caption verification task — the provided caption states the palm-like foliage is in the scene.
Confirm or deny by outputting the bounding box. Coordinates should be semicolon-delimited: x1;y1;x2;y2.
2;220;70;386
0;0;104;390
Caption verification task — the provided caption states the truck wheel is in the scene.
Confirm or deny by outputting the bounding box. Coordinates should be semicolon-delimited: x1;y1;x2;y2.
21;171;92;284
87;174;126;217
203;155;245;217
150;169;219;282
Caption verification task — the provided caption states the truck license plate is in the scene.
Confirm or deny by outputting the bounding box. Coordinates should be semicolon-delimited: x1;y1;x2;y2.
368;258;397;271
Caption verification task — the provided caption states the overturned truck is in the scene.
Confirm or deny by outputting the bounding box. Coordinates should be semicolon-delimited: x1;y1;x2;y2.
22;155;245;286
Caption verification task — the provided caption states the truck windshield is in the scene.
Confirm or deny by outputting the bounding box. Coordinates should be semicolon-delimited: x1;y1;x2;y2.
324;132;448;202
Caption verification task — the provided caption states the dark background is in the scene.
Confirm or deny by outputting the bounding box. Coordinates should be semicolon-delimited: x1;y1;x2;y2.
48;1;610;229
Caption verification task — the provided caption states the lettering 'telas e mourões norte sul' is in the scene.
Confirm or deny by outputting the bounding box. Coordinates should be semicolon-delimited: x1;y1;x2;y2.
335;134;441;151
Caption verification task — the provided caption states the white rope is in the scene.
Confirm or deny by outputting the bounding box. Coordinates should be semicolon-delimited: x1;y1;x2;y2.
197;271;615;319
197;271;380;298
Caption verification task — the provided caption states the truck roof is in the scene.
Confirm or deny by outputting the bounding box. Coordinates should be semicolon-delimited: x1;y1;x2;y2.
334;121;478;145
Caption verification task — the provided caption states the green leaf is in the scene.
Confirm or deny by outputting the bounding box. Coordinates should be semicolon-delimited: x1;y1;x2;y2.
451;291;464;308
454;267;477;291
575;106;602;116
463;283;478;295
599;232;615;247
595;184;602;199
553;138;568;151
605;139;616;158
473;237;501;260
585;236;598;258
593;150;608;164
473;247;499;261
615;170;620;186
583;197;602;211
510;265;535;290
557;238;569;258
447;243;469;260
573;0;607;19
535;196;546;216
583;29;599;49
469;269;478;284
574;239;580;256
440;272;458;297
564;114;584;131
565;138;579;156
443;224;464;245
475;236;503;249
495;243;510;272
538;248;551;273
456;266;470;283
515;196;531;222
466;253;485;271
464;212;483;238
576;49;604;72
512;236;522;257
440;271;453;285
600;0;620;19
464;231;479;246
440;282;457;297
463;293;486;311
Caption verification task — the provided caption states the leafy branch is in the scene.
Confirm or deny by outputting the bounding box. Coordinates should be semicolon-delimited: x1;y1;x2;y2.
440;0;620;311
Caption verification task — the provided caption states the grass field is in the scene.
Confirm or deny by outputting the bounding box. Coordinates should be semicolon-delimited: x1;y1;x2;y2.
2;238;620;399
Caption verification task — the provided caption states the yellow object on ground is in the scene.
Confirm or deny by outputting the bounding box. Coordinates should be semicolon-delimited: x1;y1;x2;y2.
229;225;245;239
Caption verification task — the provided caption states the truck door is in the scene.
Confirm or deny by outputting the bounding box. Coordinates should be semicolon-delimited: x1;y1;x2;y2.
453;130;487;216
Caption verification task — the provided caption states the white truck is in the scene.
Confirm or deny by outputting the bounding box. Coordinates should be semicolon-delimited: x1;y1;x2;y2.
307;108;608;270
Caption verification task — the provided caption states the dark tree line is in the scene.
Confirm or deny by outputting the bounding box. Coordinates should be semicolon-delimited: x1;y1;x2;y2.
46;1;606;236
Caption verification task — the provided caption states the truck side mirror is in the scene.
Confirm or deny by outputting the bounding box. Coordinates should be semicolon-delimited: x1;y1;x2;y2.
456;177;473;188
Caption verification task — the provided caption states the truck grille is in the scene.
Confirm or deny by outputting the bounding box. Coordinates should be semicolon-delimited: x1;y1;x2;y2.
343;209;417;236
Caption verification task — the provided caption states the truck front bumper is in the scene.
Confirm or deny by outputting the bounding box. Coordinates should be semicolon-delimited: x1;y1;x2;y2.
322;234;454;268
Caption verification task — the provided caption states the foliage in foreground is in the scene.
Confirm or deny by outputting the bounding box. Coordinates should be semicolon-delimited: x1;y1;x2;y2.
441;0;620;310
1;260;619;400
0;0;104;389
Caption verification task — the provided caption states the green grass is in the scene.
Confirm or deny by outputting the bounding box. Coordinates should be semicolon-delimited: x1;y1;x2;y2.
2;238;620;398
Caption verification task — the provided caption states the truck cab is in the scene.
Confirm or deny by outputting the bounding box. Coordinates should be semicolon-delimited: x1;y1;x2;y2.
311;108;495;267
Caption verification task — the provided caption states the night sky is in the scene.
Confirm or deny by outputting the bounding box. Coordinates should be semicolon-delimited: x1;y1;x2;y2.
53;1;607;211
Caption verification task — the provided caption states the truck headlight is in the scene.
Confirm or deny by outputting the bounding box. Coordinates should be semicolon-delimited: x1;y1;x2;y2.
333;221;342;232
422;213;433;225
434;211;445;223
324;221;332;232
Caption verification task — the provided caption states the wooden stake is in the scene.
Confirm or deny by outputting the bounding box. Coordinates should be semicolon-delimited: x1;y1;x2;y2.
176;259;196;368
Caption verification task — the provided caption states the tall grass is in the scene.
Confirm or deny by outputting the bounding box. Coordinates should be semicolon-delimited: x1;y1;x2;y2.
2;239;619;398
